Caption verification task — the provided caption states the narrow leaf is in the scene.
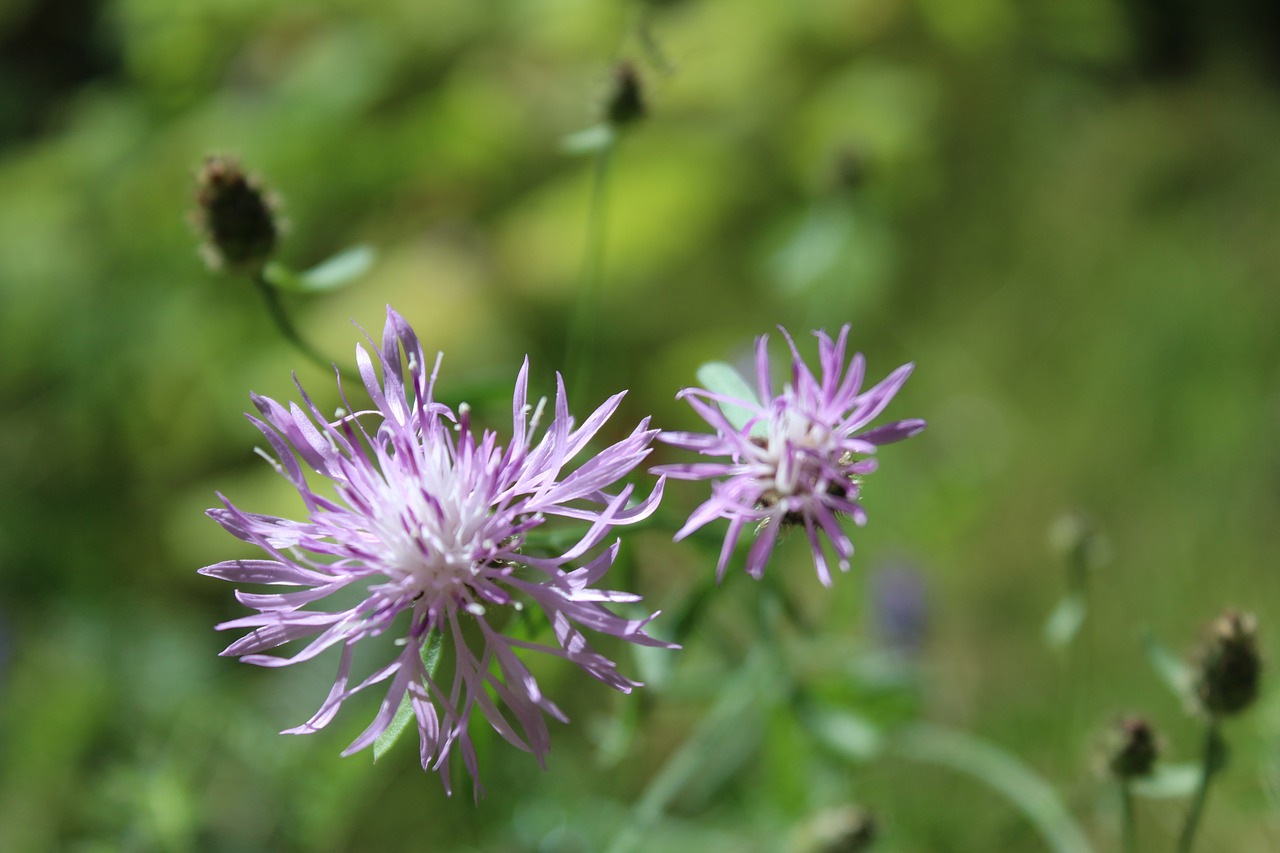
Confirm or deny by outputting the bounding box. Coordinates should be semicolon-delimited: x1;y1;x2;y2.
1043;592;1088;650
1131;763;1202;799
804;706;884;762
373;692;415;762
895;723;1095;853
1141;629;1194;702
261;262;305;291
695;361;763;435
373;632;444;761
560;124;616;155
603;649;781;853
297;244;375;292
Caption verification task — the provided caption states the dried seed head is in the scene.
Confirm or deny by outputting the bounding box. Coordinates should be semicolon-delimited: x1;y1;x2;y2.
1196;610;1261;718
193;155;281;272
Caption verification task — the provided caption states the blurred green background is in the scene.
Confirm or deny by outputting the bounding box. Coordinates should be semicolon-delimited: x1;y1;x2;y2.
3;0;1280;850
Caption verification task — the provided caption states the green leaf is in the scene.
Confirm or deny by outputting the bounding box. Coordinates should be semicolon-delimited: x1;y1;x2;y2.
603;649;783;853
372;631;444;761
1141;629;1194;703
695;361;764;436
894;723;1096;853
1131;762;1202;799
804;706;884;762
768;204;854;294
263;245;376;295
560;123;616;156
298;244;376;291
1043;592;1087;650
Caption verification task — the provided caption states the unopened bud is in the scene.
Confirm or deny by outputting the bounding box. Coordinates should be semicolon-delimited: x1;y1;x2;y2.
790;805;877;853
193;155;281;272
1106;716;1159;779
605;62;646;127
1196;610;1261;718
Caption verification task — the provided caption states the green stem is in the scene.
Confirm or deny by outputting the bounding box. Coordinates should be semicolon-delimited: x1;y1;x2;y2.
251;270;359;384
1175;720;1222;853
634;7;675;76
567;141;615;401
1120;780;1136;853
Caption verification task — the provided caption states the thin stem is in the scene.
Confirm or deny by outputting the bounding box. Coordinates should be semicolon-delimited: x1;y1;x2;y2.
635;7;675;76
251;270;359;384
1119;780;1136;853
1175;719;1222;853
567;141;615;401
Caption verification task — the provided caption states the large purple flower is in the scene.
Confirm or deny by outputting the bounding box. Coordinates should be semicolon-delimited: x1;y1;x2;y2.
201;308;669;794
656;325;924;586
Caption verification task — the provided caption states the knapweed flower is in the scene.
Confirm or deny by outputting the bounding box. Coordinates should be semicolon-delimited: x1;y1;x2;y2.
200;307;669;794
656;325;924;585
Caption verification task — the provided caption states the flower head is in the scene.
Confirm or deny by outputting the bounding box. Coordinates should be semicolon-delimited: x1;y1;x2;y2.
1104;715;1159;780
201;307;669;794
1195;609;1261;718
657;325;924;585
192;155;282;272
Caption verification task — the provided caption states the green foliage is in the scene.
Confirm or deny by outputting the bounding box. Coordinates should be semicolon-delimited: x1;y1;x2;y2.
374;630;444;761
694;361;764;434
265;245;377;294
3;0;1280;850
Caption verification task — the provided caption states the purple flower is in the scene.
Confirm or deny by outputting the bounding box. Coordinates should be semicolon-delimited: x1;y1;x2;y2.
201;307;669;794
656;325;924;585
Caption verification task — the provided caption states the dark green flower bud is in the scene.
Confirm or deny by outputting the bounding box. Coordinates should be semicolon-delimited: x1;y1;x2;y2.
1196;610;1261;718
605;62;646;127
1106;716;1159;779
193;155;281;272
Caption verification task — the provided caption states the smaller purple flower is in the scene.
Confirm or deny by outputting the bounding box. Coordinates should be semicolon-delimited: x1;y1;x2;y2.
656;325;924;585
201;307;670;794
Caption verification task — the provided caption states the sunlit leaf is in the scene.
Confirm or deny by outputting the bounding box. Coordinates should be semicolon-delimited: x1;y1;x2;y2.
261;262;304;291
1043;592;1087;650
1131;763;1201;799
695;361;764;435
560;124;615;156
373;631;443;761
263;245;375;294
804;706;884;762
297;244;376;291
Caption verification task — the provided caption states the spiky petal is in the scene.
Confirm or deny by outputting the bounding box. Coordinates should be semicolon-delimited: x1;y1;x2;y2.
201;307;670;794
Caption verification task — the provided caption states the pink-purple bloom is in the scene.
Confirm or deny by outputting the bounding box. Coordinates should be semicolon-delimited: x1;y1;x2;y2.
656;325;924;585
201;307;669;794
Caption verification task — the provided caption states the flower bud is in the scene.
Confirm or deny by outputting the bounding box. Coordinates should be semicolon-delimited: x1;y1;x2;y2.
1105;716;1159;779
605;62;646;127
1196;610;1261;718
192;155;281;272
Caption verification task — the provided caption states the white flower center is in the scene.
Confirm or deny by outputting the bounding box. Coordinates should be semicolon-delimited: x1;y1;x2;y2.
368;438;499;602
